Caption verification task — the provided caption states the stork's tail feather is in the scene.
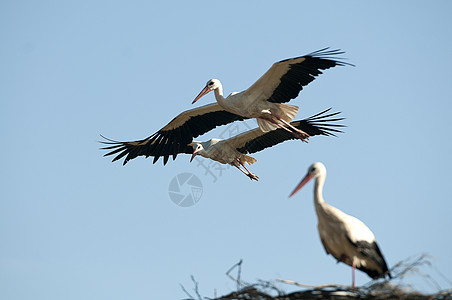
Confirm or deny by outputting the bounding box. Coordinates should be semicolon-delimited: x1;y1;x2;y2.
279;104;298;122
257;104;299;132
257;117;278;132
278;103;299;123
242;154;257;165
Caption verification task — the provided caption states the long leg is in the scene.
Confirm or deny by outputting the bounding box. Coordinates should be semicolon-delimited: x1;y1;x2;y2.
233;164;259;181
237;158;259;181
259;116;308;142
352;261;356;288
274;115;310;141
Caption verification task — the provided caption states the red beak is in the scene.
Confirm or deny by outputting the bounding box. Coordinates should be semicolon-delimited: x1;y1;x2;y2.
289;173;312;198
190;149;199;162
192;85;212;104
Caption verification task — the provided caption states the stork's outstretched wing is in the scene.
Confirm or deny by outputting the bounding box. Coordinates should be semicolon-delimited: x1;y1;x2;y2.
101;103;248;165
244;48;353;104
225;108;345;154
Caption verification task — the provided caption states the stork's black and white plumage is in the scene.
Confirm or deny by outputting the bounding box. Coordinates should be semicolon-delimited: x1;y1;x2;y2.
289;162;391;286
192;48;351;141
101;103;249;165
101;109;344;180
101;49;349;165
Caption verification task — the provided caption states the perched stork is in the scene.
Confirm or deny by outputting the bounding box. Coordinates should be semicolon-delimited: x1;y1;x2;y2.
101;109;344;180
192;48;351;141
289;162;391;287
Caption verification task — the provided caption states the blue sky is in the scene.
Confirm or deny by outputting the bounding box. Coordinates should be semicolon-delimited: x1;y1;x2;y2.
1;1;452;299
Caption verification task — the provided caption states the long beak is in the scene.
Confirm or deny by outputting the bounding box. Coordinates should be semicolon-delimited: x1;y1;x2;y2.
192;85;211;104
190;150;199;162
289;173;312;198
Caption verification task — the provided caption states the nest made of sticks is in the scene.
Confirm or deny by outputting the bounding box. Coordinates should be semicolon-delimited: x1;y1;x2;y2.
181;255;452;300
215;282;452;300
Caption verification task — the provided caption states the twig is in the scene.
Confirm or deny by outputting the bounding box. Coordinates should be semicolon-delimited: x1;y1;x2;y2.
180;276;203;300
237;260;242;290
191;275;203;300
433;265;452;287
276;278;345;289
180;283;194;300
391;253;431;279
226;259;246;289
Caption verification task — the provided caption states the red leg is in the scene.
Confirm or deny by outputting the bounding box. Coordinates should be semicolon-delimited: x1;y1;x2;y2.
233;161;259;181
237;158;259;181
273;114;310;141
258;116;308;142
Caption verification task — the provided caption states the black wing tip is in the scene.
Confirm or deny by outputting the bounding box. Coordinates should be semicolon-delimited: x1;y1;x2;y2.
98;134;134;165
308;47;343;56
278;47;348;63
347;238;391;280
99;135;126;157
306;47;355;67
304;107;346;122
98;134;121;143
239;108;344;154
295;108;346;136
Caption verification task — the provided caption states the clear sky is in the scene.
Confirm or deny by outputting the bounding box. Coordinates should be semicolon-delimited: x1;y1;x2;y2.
1;1;452;299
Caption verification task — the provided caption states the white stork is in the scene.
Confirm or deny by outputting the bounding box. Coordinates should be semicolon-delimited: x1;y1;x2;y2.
192;48;351;141
289;162;391;287
100;49;349;165
101;109;344;180
101;103;250;165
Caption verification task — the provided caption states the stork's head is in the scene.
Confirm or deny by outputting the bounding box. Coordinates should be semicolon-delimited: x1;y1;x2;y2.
192;79;220;104
189;142;206;162
289;162;326;197
307;162;326;179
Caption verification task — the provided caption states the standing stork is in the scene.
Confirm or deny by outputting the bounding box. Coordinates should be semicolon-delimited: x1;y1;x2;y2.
192;48;352;141
101;110;344;180
289;162;391;287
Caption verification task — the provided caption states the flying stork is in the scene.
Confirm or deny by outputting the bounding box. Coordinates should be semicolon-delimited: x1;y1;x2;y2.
101;109;344;180
289;162;391;287
100;49;349;166
192;48;352;141
101;103;249;165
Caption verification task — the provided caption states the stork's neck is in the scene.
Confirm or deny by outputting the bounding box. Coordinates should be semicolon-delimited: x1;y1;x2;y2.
313;174;326;206
213;85;225;104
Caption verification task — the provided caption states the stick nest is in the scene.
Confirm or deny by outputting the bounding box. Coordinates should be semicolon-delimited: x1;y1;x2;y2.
181;255;452;300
